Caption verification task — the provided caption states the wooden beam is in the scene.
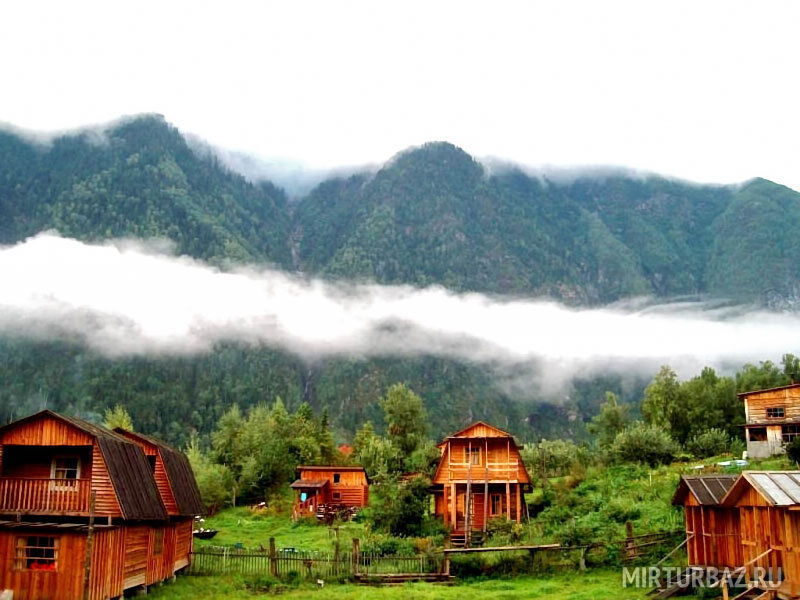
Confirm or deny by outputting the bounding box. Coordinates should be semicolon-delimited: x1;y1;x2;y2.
483;438;488;533
515;483;521;524
451;482;456;528
506;481;510;522
443;485;449;528
444;543;560;554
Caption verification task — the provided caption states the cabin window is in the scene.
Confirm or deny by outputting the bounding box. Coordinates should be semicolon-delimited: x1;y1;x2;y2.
51;456;80;490
464;447;481;465
783;425;800;444
767;407;786;419
153;529;164;555
748;427;768;442
333;473;341;484
14;536;59;571
490;494;502;516
332;491;341;501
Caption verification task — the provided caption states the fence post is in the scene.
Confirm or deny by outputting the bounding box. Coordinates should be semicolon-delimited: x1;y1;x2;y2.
625;521;635;560
269;537;277;577
443;537;450;576
352;538;360;577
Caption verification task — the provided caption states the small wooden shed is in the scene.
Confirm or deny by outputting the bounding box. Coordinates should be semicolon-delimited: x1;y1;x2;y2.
672;474;741;568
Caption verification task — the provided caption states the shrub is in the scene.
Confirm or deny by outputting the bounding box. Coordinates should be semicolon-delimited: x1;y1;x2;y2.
610;423;679;466
687;428;730;458
787;436;800;466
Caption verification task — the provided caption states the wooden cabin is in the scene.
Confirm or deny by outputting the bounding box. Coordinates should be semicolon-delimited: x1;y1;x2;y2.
740;383;800;458
0;410;201;600
431;422;532;538
672;475;741;568
291;466;369;519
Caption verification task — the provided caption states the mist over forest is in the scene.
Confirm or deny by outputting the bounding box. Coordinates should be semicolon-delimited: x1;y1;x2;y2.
2;115;800;445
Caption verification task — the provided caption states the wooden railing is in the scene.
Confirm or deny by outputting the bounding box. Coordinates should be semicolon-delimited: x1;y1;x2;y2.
0;477;91;514
447;461;520;481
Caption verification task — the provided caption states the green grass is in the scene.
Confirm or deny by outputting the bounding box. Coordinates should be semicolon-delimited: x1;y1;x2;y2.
149;570;649;599
195;507;367;552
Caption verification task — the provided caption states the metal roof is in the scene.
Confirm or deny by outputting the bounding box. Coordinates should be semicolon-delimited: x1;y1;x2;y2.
737;382;800;398
740;471;800;506
672;475;738;506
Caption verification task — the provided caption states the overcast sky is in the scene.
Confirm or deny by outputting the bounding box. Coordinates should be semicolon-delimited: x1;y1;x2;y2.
1;1;799;189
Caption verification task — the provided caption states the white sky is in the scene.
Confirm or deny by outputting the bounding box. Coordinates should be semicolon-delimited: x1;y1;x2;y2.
1;1;799;189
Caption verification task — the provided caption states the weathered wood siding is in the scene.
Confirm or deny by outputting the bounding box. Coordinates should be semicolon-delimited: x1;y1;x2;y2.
743;388;800;423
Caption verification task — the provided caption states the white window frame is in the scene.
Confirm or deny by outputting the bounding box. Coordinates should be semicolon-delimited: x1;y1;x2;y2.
50;455;81;491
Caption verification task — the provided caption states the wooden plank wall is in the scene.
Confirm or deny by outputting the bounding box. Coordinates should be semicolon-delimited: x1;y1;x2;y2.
744;388;800;422
146;525;177;585
0;418;93;446
0;529;85;600
154;454;179;514
174;518;193;572
123;525;149;589
89;527;125;600
90;444;122;517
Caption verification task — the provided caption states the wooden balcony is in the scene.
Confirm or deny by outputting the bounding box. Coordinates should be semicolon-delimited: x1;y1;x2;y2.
446;462;521;482
0;477;91;515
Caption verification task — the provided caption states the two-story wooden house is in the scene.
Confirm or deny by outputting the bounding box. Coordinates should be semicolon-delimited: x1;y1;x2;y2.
291;466;369;520
740;383;800;458
0;410;201;600
431;422;532;543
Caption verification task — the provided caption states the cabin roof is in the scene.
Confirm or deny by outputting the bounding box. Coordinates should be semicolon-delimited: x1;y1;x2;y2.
443;421;514;441
737;382;800;399
297;465;367;471
721;471;800;507
671;475;738;506
114;428;204;517
290;479;330;489
0;410;167;521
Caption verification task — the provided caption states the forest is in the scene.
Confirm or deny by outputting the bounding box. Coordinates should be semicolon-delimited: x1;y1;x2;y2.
3;115;800;445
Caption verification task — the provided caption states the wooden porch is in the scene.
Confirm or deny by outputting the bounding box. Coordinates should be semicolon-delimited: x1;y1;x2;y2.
0;477;92;515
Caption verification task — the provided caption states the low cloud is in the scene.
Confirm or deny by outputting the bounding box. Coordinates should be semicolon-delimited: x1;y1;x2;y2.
1;233;797;393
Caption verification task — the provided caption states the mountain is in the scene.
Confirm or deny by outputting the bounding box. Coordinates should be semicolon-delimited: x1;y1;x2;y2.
0;116;293;267
2;116;800;444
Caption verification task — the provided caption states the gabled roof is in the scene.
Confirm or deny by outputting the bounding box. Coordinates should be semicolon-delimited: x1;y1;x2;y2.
114;428;203;517
738;382;800;399
672;475;738;506
0;410;167;521
441;421;515;441
721;471;800;507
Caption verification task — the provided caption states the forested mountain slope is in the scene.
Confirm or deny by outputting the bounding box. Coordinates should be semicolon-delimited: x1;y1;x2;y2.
2;116;799;444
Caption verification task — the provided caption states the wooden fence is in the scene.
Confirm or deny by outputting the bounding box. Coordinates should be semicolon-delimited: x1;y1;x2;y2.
189;538;443;580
